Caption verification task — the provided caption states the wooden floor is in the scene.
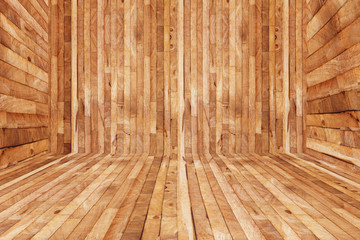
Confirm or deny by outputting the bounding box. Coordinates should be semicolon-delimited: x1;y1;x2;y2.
1;153;360;239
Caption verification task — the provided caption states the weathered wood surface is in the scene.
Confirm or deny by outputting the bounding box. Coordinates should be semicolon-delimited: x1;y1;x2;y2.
0;0;49;167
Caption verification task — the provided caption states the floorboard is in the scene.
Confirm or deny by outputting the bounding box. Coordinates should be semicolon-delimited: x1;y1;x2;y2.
1;153;360;239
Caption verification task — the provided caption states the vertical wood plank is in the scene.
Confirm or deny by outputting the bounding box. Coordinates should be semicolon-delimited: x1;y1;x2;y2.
203;0;209;154
123;0;131;155
116;0;124;155
90;0;98;152
229;0;236;154
136;0;144;154
190;0;197;155
248;0;256;152
215;0;222;153
222;0;229;154
84;0;91;153
269;0;276;153
97;0;105;153
255;0;262;153
283;0;290;152
235;0;242;154
163;0;170;157
176;1;195;238
50;0;58;153
71;0;78;153
130;0;137;154
241;0;249;152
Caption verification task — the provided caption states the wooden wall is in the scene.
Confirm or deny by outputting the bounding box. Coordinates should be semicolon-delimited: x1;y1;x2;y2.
174;0;304;155
3;0;359;168
304;0;360;167
192;0;304;155
0;0;49;167
0;0;306;166
67;0;164;156
50;0;304;156
49;0;71;154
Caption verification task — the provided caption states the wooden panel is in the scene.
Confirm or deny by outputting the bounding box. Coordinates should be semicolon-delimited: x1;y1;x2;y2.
0;139;48;168
66;0;166;156
0;0;49;167
306;112;360;130
308;126;360;149
0;112;48;128
305;0;360;166
50;0;304;155
307;0;360;56
0;127;48;148
192;0;301;154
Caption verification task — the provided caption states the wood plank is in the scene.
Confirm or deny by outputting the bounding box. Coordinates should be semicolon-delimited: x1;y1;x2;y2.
282;0;290;152
142;156;169;239
307;17;360;73
0;127;48;148
0;60;48;93
110;0;117;154
83;0;91;153
3;0;48;42
295;0;303;152
204;153;266;239
0;27;48;71
308;126;360;149
307;89;360;114
0;11;48;59
306;111;360;129
307;42;360;87
248;0;256;152
198;154;247;239
306;0;347;41
186;156;214;239
255;0;262;153
90;0;98;153
0;139;48;168
0;94;48;115
307;138;360;167
268;0;276;153
261;0;269;153
307;0;360;56
307;66;360;101
202;0;209;154
71;0;78;152
97;0;105;153
235;0;242;153
0;76;47;104
176;1;194;239
0;112;48;129
0;43;47;82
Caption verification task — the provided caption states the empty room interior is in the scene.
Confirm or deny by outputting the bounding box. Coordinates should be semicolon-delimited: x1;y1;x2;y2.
1;0;360;239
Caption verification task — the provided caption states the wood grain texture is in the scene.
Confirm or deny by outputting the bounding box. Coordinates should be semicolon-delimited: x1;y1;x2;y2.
66;0;165;156
4;1;360;237
0;0;49;167
1;153;360;239
304;0;360;166
49;0;303;156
